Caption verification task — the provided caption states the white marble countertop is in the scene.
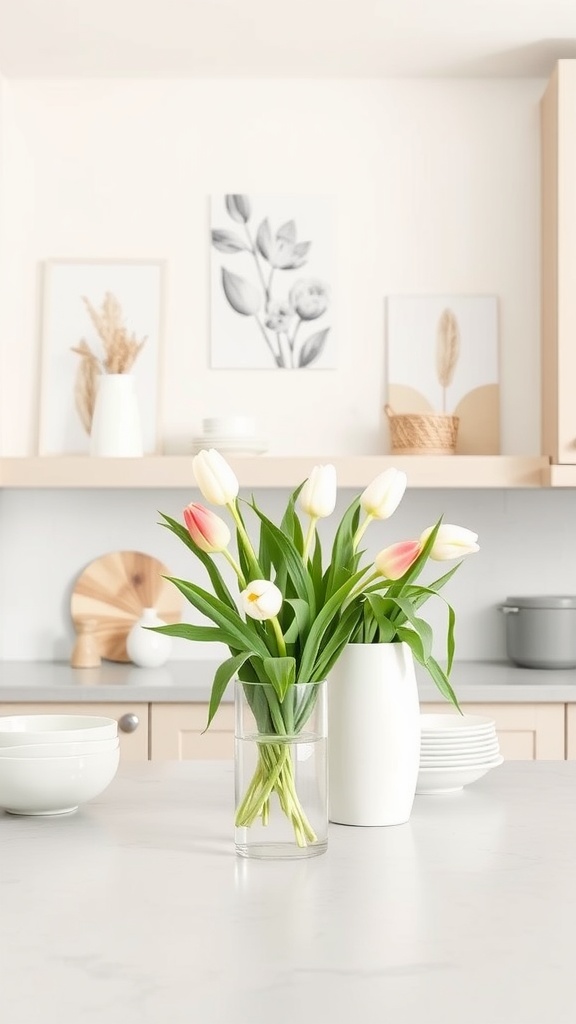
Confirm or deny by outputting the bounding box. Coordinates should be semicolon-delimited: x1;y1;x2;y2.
2;658;576;702
1;759;574;1024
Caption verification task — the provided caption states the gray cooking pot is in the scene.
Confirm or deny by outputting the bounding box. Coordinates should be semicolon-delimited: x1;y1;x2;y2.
499;595;576;669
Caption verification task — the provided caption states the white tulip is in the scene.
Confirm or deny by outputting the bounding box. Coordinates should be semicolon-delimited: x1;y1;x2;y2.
360;468;407;520
299;464;337;519
420;524;479;561
240;580;283;621
192;449;239;506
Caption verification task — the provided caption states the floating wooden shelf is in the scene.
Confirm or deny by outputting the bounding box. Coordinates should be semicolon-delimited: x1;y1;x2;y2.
0;455;551;489
541;464;576;487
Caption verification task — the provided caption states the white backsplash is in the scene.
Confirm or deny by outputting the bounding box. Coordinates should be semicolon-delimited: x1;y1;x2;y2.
2;485;574;663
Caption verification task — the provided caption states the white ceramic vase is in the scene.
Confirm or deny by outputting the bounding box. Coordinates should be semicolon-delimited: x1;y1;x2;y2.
90;373;143;457
126;608;172;668
328;642;421;826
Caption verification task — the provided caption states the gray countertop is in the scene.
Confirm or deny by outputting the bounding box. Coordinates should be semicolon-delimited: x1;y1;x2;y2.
1;759;574;1024
1;658;576;702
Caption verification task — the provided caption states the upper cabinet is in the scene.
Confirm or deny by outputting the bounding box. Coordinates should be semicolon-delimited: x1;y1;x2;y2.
541;60;576;483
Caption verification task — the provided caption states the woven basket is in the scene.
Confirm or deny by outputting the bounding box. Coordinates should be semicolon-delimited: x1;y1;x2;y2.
385;404;459;455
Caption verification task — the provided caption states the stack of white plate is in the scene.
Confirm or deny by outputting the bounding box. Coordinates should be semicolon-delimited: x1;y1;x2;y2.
191;436;268;455
192;416;268;456
417;713;504;795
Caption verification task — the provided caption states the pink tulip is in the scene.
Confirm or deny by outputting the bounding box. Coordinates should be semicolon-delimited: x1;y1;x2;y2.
183;503;231;553
375;540;422;580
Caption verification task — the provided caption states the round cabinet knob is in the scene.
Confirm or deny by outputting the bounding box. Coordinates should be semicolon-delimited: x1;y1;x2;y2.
118;713;139;733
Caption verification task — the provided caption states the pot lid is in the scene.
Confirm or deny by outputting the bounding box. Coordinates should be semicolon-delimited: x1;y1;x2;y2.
505;595;576;609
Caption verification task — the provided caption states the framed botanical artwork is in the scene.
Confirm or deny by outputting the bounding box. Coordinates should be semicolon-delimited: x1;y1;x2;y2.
38;260;165;455
210;193;335;370
386;294;500;454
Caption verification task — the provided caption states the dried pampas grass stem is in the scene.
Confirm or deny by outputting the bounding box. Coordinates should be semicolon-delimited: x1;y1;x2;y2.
436;308;460;413
81;291;146;374
70;291;147;432
70;341;102;434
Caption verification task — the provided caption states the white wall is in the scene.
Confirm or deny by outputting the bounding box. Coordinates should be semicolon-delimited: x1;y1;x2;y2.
2;484;576;664
1;75;563;665
1;77;543;456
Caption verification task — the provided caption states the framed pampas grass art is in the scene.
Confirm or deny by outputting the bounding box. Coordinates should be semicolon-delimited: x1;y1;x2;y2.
385;295;500;455
38;260;165;455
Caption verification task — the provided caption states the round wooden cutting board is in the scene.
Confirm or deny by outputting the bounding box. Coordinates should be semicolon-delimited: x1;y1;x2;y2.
70;550;183;662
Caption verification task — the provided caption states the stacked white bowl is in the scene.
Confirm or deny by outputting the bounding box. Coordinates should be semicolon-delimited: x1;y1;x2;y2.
0;714;120;815
417;713;504;795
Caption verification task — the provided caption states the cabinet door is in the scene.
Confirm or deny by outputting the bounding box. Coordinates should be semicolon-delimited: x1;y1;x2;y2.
541;61;576;465
0;702;149;761
420;702;565;760
563;706;576;759
150;703;234;760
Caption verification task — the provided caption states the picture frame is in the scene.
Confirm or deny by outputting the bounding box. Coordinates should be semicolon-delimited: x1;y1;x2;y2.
210;193;335;370
38;259;165;455
386;294;500;454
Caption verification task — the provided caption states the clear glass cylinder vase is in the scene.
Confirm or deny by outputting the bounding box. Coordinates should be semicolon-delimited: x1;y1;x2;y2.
234;679;328;860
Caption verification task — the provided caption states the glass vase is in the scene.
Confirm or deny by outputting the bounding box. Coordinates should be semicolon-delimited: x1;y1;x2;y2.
234;679;328;860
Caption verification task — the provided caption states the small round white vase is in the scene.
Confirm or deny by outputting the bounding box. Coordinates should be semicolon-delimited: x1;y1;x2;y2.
126;608;172;668
90;373;144;457
328;642;421;826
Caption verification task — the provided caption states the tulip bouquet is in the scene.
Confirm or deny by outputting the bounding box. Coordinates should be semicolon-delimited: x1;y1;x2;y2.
156;450;479;848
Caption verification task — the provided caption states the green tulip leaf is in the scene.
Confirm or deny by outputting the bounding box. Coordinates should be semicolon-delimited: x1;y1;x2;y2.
205;652;252;732
263;656;296;703
165;576;270;660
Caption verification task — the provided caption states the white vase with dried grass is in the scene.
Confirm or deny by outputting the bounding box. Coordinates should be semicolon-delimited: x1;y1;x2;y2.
71;291;147;458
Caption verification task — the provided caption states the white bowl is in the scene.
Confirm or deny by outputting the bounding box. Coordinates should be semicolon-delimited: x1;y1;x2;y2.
0;715;118;746
416;756;504;795
0;738;120;758
0;747;120;814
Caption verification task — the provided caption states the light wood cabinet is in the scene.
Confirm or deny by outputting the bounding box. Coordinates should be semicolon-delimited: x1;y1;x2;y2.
0;702;149;761
563;706;576;759
156;701;566;763
421;701;565;760
541;60;576;471
2;699;567;762
150;703;234;760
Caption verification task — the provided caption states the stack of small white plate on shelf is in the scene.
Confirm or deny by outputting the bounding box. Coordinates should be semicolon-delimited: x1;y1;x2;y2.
417;713;504;795
0;714;120;816
192;415;268;456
